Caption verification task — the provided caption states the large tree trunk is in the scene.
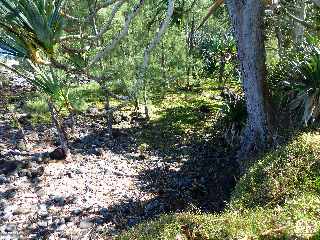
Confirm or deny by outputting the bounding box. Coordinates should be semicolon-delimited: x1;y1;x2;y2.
225;0;272;159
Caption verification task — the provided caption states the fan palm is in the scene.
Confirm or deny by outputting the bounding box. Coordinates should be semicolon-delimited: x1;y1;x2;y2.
0;0;65;63
290;52;320;125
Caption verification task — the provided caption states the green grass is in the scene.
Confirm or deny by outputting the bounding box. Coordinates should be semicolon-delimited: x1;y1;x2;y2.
133;90;223;157
117;131;320;240
67;81;104;112
21;82;105;125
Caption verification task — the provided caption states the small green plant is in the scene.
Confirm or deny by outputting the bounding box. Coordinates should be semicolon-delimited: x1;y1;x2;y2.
290;51;320;126
219;88;247;145
314;176;320;193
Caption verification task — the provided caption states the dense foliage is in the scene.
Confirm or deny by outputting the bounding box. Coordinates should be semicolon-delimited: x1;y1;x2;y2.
1;0;320;239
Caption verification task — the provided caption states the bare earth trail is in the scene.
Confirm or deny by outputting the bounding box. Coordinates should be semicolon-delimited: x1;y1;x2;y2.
0;118;161;239
0;77;238;240
0;79;161;239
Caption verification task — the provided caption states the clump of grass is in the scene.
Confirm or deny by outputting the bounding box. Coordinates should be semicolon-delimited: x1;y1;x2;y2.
117;131;320;240
68;82;104;112
20;82;105;125
231;131;320;209
24;97;51;125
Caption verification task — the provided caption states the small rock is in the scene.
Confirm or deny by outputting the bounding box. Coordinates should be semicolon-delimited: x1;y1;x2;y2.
79;220;93;229
53;196;65;206
87;107;99;116
49;148;66;160
38;204;48;217
100;208;111;219
95;148;104;156
57;224;66;231
0;174;8;184
144;199;160;213
18;114;32;125
31;153;42;162
45;216;53;225
72;208;82;216
30;166;45;178
38;221;48;227
18;169;29;177
95;217;105;225
14;207;30;215
5;224;16;232
63;215;71;223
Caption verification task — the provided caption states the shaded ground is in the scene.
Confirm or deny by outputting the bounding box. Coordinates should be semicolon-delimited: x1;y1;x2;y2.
0;76;239;239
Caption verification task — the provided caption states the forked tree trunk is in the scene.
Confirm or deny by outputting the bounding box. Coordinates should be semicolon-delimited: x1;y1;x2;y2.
225;0;272;160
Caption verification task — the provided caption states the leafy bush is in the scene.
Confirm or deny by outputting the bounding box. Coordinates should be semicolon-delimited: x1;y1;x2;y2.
290;52;320;126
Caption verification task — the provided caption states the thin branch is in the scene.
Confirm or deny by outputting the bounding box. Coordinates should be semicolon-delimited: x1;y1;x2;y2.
197;0;224;30
60;44;90;54
135;0;174;92
96;0;125;11
89;0;145;66
59;34;96;42
285;9;320;31
95;0;126;39
142;0;174;71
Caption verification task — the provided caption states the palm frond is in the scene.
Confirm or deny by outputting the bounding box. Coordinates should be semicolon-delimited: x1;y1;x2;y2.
0;0;65;61
290;51;320;126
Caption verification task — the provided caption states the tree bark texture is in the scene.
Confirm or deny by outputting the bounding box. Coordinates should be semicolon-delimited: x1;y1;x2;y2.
48;99;70;157
225;0;271;156
293;0;306;48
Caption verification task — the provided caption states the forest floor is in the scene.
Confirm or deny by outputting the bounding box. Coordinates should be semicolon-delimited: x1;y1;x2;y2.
0;77;239;239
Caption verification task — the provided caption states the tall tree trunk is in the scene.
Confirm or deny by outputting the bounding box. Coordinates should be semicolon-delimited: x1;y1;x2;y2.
293;0;306;49
225;0;272;159
275;25;284;58
186;16;195;89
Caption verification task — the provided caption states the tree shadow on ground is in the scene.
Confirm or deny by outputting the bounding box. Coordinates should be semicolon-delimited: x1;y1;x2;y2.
68;100;242;234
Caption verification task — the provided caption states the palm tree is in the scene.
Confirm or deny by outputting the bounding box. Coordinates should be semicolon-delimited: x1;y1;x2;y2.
0;0;64;63
0;0;70;159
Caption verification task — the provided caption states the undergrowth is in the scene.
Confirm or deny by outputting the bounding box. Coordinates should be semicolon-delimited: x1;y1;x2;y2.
117;131;320;240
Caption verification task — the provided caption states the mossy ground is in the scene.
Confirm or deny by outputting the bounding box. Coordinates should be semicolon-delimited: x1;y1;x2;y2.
118;131;320;240
10;79;320;239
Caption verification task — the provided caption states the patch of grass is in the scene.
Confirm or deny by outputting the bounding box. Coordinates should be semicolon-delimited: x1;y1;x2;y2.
135;90;222;156
117;131;320;239
21;82;105;125
118;194;320;240
231;131;320;209
24;96;51;125
67;81;104;112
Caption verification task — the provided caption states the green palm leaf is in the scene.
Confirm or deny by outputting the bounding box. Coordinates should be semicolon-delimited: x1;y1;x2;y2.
0;0;65;60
